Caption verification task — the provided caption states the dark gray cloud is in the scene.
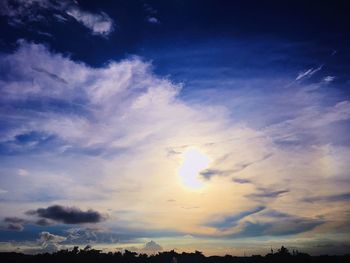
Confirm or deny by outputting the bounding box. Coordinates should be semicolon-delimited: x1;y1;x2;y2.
27;205;106;224
303;192;350;203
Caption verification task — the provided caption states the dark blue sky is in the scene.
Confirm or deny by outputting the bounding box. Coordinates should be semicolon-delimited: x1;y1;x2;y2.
1;0;350;72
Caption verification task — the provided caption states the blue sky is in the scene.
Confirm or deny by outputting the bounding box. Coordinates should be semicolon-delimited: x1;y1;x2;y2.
0;0;350;256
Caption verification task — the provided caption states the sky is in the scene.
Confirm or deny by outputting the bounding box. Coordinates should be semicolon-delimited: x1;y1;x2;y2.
0;0;350;256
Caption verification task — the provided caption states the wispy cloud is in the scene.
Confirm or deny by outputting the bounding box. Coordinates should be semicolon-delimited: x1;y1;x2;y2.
246;188;289;199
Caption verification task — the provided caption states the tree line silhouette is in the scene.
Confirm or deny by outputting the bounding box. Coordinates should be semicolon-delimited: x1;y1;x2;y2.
1;246;349;263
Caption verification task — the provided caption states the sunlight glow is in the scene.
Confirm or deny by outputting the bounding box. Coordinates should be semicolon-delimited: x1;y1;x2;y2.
178;148;210;189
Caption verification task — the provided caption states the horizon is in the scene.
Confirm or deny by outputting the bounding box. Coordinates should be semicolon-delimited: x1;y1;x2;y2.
1;0;350;256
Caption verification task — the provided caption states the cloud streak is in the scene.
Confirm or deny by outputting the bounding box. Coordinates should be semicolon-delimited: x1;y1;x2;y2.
296;65;323;81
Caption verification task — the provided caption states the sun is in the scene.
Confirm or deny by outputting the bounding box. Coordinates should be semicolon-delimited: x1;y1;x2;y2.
178;148;210;189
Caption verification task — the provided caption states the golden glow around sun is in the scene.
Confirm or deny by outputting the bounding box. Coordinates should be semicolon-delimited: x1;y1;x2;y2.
178;148;210;189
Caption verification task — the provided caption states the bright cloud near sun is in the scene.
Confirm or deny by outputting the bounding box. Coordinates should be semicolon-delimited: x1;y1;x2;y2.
178;148;210;189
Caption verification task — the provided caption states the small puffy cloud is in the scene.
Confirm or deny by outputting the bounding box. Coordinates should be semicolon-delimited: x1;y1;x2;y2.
323;75;335;84
27;205;107;224
147;17;160;24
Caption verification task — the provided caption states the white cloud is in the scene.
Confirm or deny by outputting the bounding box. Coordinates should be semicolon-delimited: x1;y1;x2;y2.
66;8;114;36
